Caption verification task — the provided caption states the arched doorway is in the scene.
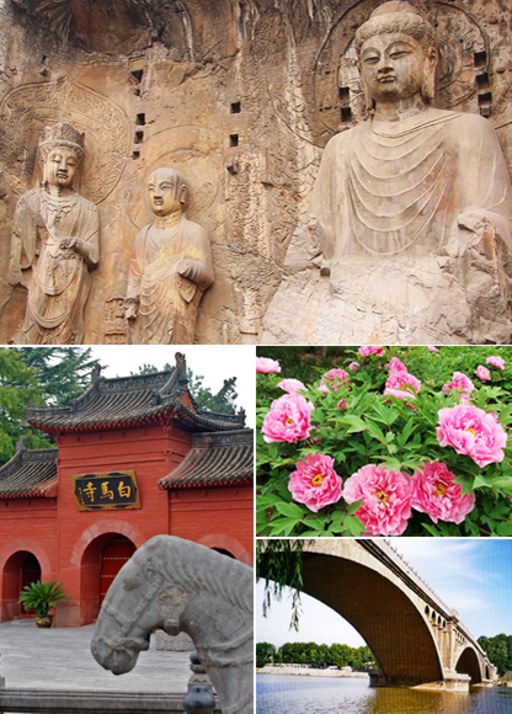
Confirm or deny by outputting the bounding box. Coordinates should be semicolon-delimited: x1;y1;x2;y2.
99;535;136;607
19;554;41;617
211;547;235;559
76;522;144;625
1;550;42;621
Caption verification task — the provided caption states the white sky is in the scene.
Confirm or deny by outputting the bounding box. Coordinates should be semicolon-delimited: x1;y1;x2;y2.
86;345;255;428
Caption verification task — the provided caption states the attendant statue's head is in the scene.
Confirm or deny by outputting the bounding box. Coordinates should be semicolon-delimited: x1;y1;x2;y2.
39;122;85;192
147;168;187;218
355;1;438;113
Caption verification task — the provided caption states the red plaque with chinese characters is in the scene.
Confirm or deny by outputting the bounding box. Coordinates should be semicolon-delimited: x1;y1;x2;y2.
71;471;141;511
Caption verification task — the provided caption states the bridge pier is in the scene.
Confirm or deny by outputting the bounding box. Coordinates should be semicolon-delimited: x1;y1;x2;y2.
369;670;472;692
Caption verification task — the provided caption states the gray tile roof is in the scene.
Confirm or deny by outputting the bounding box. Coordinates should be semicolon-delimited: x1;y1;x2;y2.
26;366;245;434
0;444;57;498
159;429;253;489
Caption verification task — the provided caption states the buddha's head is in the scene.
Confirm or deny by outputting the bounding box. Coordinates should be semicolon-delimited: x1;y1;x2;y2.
39;122;85;191
355;2;438;110
147;168;187;217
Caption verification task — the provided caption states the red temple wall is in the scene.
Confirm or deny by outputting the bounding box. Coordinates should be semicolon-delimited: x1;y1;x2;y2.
0;421;253;626
169;485;254;566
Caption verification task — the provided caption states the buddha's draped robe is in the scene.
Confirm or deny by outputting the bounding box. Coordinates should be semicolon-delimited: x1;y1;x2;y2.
126;215;213;344
311;108;512;260
261;108;512;344
9;188;100;344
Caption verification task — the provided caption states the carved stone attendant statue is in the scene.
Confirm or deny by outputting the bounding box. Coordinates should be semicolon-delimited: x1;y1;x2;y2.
8;122;100;344
262;1;512;345
125;168;214;344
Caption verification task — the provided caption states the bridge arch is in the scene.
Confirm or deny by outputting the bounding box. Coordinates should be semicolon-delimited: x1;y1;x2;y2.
455;646;483;684
260;543;444;686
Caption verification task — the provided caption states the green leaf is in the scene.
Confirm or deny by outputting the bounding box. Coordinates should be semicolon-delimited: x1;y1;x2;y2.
339;415;367;433
343;515;366;536
491;478;512;491
275;501;306;519
422;524;442;536
473;474;491;490
346;499;364;515
497;522;512;536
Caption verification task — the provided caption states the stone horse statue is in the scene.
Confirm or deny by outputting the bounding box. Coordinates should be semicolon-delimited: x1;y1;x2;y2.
90;535;253;714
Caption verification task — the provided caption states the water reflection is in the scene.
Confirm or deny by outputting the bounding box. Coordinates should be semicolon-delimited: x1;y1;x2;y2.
257;674;512;714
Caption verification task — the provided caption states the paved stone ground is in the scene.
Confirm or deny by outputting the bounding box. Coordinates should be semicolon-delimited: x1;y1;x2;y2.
0;620;191;693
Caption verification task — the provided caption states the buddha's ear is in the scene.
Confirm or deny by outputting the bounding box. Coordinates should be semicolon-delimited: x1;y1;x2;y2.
179;182;187;206
363;84;375;113
421;46;438;101
358;69;375;113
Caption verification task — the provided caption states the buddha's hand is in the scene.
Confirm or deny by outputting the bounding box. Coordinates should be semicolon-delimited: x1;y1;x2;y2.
457;211;492;234
456;211;497;261
176;259;194;280
60;236;81;251
124;298;139;320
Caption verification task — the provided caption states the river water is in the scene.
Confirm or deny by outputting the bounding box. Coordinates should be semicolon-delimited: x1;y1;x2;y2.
256;674;512;714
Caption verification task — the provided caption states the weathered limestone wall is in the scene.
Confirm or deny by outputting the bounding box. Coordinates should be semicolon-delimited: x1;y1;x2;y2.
0;0;511;343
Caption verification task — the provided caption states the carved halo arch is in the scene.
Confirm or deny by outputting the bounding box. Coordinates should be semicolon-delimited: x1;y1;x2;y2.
0;77;131;205
122;124;222;237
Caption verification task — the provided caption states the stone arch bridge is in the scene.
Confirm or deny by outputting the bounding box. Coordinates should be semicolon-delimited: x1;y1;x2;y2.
259;540;496;692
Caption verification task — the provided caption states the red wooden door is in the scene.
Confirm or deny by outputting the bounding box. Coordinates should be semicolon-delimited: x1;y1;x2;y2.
19;554;41;617
99;536;135;606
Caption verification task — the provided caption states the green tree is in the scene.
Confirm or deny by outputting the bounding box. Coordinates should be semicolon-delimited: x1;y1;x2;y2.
272;641;376;670
0;348;52;464
257;539;306;631
14;347;100;406
478;634;512;675
256;642;277;668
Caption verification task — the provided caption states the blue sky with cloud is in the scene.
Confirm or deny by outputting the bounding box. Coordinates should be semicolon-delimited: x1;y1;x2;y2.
256;539;512;648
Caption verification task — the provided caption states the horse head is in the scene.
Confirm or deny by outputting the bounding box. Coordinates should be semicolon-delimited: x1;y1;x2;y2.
90;535;253;714
90;537;189;675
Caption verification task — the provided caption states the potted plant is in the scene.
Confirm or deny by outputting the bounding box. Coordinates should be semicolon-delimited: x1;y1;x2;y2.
18;580;70;628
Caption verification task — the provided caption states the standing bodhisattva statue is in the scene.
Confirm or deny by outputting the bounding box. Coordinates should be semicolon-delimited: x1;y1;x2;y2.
8;122;100;344
125;168;214;344
261;1;512;345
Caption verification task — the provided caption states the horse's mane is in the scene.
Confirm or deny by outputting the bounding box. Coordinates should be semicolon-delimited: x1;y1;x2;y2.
132;535;253;617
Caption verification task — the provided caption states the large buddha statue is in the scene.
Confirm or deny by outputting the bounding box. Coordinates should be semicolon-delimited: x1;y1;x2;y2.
261;1;512;345
125;168;214;344
8;122;100;344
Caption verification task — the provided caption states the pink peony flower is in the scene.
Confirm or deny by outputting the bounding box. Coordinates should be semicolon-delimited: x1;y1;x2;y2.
348;362;359;371
256;357;281;374
342;464;412;536
475;365;491;382
262;393;315;444
437;403;508;468
277;378;306;394
487;355;505;371
317;368;350;394
288;453;343;512
442;372;475;400
336;399;348;410
388;356;408;375
359;346;384;357
426;346;439;353
410;462;475;524
384;363;422;403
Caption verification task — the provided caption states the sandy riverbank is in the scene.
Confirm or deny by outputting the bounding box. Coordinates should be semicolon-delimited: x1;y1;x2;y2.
258;665;369;678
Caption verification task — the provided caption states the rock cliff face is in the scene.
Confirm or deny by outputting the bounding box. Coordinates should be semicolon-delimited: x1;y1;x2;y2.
0;0;511;343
